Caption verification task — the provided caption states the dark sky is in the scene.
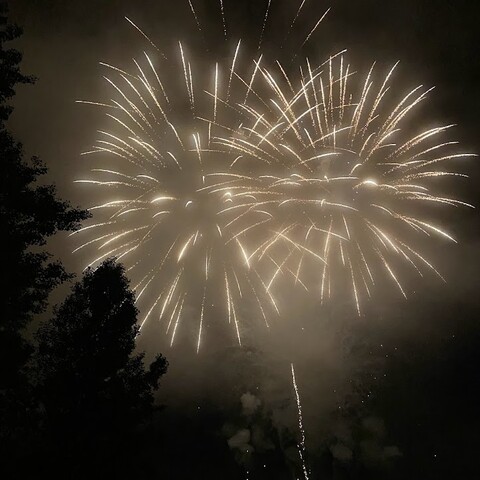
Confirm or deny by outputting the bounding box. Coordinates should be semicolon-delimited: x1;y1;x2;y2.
7;1;480;478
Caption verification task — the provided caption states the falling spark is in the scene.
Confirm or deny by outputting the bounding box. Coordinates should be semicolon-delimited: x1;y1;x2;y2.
301;8;331;48
291;364;310;480
188;0;203;34
258;0;272;50
219;0;227;39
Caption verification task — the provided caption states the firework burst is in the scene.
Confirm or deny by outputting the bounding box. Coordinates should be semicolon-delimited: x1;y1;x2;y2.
218;55;474;314
72;31;283;350
72;0;335;348
74;3;473;350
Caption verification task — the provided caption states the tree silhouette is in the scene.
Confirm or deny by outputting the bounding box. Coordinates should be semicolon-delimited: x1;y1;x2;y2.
36;259;168;476
0;3;89;463
0;2;89;384
0;2;34;121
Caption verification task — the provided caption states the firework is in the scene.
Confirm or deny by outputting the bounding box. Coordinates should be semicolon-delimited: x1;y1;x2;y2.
74;3;473;350
73;28;284;350
72;1;335;349
218;55;474;314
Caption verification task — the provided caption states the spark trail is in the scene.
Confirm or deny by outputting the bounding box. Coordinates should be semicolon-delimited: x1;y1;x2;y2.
291;363;310;480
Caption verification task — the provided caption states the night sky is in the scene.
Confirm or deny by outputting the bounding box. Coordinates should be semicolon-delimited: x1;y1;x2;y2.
7;1;480;478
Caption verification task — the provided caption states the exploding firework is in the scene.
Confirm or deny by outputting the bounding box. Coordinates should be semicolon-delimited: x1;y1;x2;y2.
72;2;333;349
218;55;474;314
74;3;473;350
72;30;285;350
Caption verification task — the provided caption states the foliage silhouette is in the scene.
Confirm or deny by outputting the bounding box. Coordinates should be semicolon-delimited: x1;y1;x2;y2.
0;2;89;382
0;4;89;466
36;259;168;476
0;2;34;121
